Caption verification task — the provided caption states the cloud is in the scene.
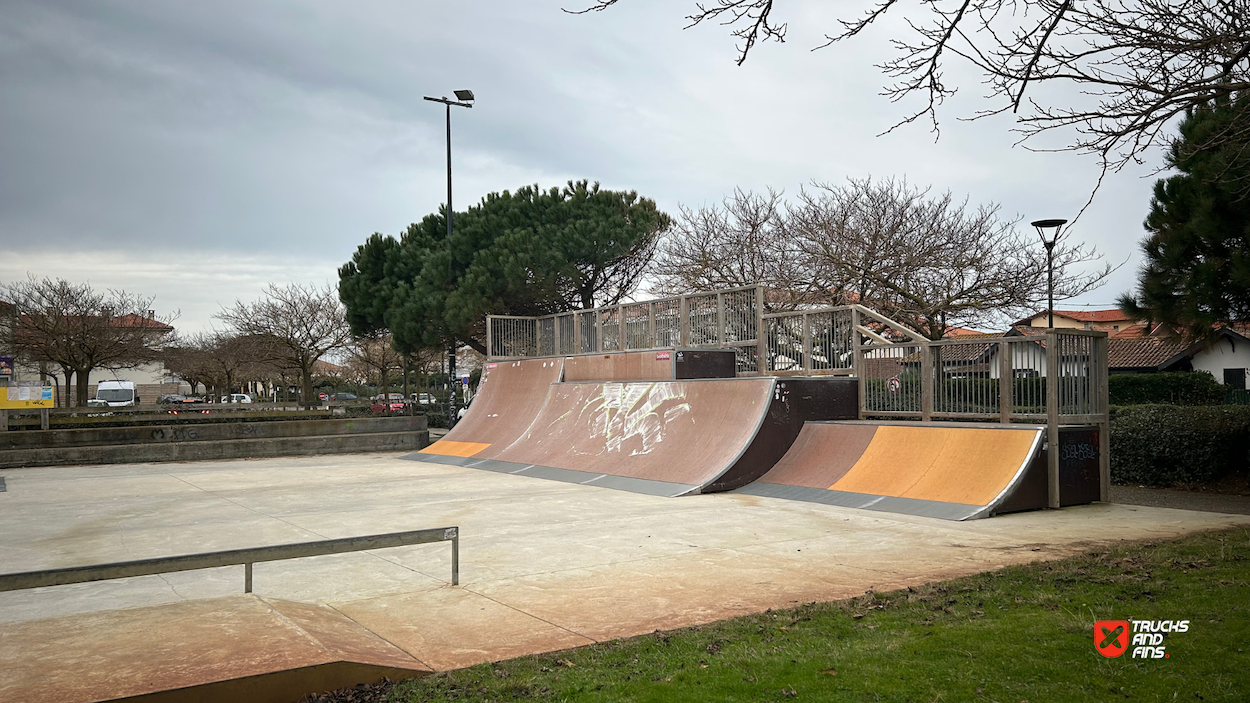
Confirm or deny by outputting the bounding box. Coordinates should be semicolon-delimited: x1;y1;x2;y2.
0;0;1163;335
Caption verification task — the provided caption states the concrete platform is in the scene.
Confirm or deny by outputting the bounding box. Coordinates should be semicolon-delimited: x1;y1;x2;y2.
1;452;1247;702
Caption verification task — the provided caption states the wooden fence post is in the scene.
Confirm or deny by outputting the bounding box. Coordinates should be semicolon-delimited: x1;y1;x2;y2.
998;340;1011;424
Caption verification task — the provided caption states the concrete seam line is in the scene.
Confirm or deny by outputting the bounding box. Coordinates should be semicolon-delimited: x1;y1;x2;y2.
323;602;436;671
162;471;330;541
459;585;598;643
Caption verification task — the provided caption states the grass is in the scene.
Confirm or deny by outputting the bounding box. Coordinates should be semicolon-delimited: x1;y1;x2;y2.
380;526;1250;703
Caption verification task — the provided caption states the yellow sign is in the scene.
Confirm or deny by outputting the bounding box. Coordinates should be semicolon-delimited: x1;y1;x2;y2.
0;386;56;409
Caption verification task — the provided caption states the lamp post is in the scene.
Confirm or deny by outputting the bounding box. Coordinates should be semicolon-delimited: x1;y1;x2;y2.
424;89;474;429
1030;218;1067;328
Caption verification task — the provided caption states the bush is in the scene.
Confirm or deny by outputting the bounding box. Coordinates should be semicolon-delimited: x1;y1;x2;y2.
1110;404;1250;485
1109;371;1226;406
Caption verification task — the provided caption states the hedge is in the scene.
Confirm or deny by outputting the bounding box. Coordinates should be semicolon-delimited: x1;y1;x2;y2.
1108;371;1227;406
1110;404;1250;485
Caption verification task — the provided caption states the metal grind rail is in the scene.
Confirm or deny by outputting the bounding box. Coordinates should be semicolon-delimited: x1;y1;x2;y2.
0;526;460;593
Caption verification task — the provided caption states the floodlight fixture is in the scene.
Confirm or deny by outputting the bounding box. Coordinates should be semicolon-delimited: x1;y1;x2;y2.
454;89;475;102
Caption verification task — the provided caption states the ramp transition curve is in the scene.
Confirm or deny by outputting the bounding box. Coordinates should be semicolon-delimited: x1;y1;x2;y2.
415;371;856;497
736;421;1047;520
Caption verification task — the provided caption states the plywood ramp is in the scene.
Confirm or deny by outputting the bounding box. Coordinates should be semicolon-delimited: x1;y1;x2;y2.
418;358;564;460
492;379;773;488
739;421;1047;520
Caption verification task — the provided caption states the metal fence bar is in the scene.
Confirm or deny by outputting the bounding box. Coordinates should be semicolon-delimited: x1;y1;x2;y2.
0;526;461;593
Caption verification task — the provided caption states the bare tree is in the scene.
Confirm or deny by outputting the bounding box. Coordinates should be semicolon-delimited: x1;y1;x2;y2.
2;277;175;405
216;283;351;409
648;180;1111;338
650;188;830;309
792;178;1112;338
347;332;402;398
570;0;1250;178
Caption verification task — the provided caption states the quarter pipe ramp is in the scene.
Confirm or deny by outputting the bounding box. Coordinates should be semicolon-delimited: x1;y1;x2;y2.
418;358;564;460
413;374;858;497
736;421;1048;520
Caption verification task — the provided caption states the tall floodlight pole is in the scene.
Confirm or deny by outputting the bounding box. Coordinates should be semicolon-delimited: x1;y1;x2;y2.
1030;219;1067;328
424;89;474;429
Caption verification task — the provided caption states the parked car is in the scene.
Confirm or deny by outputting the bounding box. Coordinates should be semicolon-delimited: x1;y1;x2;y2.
370;393;407;413
412;392;436;405
219;393;253;404
332;392;358;401
157;394;187;405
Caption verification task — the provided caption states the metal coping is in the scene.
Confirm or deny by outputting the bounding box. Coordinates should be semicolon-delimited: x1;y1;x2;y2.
0;526;460;592
815;420;1047;431
737;483;985;521
553;376;774;386
403;452;700;497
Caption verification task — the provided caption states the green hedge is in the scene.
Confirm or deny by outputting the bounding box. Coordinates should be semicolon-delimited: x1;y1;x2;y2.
1108;371;1227;406
1110;404;1250;485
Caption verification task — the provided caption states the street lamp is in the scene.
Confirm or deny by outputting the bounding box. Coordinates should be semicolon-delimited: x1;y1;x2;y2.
424;89;474;429
1030;218;1067;329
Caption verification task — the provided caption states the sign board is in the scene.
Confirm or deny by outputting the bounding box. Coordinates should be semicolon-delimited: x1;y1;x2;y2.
0;385;55;409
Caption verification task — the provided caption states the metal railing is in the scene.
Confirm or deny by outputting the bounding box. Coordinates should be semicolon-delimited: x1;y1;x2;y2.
487;285;766;373
857;330;1108;424
0;526;460;593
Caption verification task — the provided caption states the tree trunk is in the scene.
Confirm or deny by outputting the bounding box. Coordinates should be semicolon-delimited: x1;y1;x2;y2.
301;363;314;410
75;368;91;406
58;365;74;408
403;358;412;416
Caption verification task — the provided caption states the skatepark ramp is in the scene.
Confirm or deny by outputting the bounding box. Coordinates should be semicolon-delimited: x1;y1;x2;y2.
436;284;1110;516
416;364;857;496
737;421;1047;520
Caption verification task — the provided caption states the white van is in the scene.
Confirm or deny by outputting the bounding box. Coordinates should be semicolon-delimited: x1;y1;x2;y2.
219;393;253;404
93;380;138;407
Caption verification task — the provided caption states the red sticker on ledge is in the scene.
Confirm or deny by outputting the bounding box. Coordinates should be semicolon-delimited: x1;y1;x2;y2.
656;352;671;360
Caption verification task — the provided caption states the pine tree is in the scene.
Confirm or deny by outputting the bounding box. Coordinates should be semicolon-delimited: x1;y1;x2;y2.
337;181;670;354
1120;93;1250;338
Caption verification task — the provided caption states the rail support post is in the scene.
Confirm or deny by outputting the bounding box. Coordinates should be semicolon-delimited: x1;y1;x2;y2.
244;562;253;593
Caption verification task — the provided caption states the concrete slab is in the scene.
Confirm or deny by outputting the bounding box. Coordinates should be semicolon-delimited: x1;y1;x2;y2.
0;594;429;703
0;451;1247;703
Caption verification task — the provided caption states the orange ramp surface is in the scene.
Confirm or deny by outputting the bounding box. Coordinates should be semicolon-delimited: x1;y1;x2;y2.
739;421;1047;520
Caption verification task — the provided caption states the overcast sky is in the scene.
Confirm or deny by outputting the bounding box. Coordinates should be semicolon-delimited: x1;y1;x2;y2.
0;0;1166;334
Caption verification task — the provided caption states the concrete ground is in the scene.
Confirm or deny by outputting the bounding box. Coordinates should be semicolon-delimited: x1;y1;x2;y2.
1;451;1248;702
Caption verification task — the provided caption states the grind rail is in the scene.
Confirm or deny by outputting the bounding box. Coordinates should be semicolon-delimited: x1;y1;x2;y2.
0;526;460;593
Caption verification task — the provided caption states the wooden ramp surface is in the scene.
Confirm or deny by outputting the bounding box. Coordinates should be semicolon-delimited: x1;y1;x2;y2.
413;377;784;497
739;422;1046;520
419;358;563;461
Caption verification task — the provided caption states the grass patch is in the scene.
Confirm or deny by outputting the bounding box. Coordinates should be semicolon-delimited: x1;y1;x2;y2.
387;527;1250;703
